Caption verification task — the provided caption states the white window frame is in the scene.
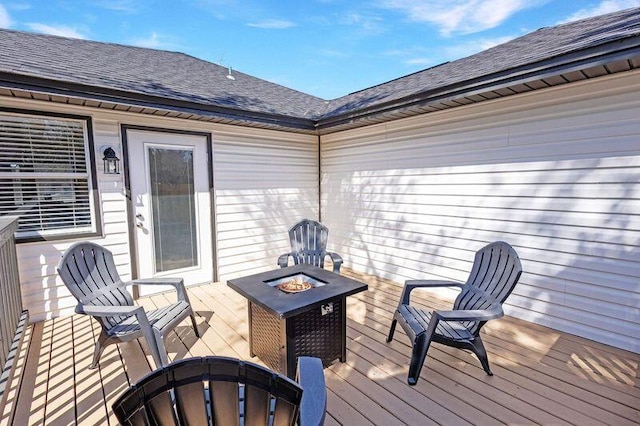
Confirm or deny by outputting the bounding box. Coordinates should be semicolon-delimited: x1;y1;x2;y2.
0;108;100;242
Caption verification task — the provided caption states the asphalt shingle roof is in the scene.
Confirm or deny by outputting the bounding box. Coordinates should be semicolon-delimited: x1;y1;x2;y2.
0;6;639;127
0;30;328;120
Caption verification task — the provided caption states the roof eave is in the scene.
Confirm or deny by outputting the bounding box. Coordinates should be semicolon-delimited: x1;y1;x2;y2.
0;72;318;132
314;37;640;133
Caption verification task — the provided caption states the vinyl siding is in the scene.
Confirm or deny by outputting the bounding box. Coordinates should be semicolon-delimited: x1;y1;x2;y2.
320;71;640;353
212;127;319;280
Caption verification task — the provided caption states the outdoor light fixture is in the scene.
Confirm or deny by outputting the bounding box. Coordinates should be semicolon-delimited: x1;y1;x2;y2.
102;147;120;174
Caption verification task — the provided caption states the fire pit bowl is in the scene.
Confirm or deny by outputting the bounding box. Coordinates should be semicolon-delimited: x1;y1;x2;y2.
266;273;327;293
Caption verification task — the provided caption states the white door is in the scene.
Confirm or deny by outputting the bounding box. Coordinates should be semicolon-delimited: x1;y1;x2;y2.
127;129;213;296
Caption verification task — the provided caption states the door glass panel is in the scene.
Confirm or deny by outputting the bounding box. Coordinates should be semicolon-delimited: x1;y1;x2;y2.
148;147;198;272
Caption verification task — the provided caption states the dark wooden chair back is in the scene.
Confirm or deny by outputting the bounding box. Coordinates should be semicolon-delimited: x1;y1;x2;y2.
113;356;323;426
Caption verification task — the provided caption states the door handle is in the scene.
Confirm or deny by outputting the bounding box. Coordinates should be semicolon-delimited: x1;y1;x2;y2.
136;222;144;229
136;213;144;220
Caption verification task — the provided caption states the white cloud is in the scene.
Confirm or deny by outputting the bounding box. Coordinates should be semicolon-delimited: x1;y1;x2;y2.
383;46;434;66
445;35;518;58
25;23;86;39
378;0;547;35
387;34;517;69
0;4;11;27
405;57;434;66
560;0;640;23
130;32;178;49
192;0;239;20
341;11;385;35
247;19;295;29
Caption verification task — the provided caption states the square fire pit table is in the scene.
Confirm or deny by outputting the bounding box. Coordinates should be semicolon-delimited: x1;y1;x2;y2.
227;264;368;378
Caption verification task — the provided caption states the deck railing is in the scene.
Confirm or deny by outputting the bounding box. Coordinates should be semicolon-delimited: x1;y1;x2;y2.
0;216;28;414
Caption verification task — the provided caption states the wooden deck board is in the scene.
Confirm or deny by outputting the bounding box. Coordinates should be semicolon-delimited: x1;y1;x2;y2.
2;271;638;425
44;316;76;425
351;317;557;425
29;319;52;425
353;277;639;425
355;272;640;377
73;316;110;426
356;299;629;424
0;317;32;426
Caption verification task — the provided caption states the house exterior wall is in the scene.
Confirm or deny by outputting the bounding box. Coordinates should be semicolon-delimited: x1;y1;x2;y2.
2;97;318;321
320;71;640;353
211;127;319;280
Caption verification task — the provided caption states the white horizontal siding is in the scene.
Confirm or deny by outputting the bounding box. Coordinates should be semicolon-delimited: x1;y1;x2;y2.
212;127;319;280
320;71;640;353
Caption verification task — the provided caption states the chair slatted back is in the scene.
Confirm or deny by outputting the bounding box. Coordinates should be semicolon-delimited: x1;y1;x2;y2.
113;357;303;426
57;242;134;328
288;219;329;268
454;241;522;335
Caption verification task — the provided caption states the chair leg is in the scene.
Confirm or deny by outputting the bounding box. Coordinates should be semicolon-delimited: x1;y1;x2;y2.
470;337;493;376
407;333;430;386
190;313;200;338
90;330;109;369
387;318;397;342
152;329;169;368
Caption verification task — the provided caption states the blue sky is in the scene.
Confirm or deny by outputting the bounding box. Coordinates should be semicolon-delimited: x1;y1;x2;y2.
1;0;639;99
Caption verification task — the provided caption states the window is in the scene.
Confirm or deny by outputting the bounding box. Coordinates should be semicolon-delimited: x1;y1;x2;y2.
0;110;99;241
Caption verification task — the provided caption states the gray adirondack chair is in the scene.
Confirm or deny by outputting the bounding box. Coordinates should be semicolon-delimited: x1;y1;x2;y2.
277;219;343;274
57;242;200;369
113;356;327;426
387;241;522;385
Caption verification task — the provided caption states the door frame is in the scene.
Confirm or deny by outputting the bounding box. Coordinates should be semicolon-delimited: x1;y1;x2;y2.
121;124;217;293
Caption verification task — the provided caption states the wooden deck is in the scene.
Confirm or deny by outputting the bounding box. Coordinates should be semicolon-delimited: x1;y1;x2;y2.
1;270;638;425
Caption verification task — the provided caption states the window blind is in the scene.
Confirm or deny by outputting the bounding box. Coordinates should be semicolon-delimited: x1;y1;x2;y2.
0;113;96;239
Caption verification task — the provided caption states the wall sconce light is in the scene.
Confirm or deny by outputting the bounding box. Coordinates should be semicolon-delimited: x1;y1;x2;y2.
102;147;120;174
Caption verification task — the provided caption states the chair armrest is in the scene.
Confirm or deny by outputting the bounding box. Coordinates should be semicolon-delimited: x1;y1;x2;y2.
131;277;188;301
435;306;504;322
278;253;292;268
399;280;464;305
76;304;142;317
132;277;183;286
297;357;326;426
78;303;161;366
326;252;343;274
